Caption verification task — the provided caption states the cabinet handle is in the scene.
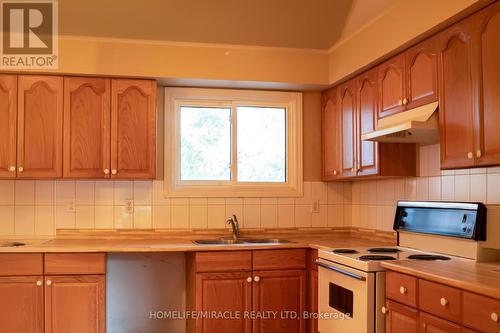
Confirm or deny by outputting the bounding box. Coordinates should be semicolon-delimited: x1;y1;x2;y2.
476;150;482;158
399;286;407;295
351;167;355;173
467;152;473;160
46;280;52;286
111;169;118;175
440;297;448;306
333;170;337;176
8;166;15;172
246;277;252;283
398;99;403;106
104;169;110;175
492;312;499;323
36;280;42;286
403;98;408;105
254;276;260;282
18;166;24;172
381;306;388;314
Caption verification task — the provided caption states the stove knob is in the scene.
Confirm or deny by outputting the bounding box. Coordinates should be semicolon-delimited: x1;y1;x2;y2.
399;286;407;295
381;306;388;315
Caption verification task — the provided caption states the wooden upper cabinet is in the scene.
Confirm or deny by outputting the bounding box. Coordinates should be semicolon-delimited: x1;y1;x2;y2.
0;276;44;333
386;300;418;333
17;76;63;178
45;275;105;333
194;272;252;333
378;54;406;118
405;37;439;109
0;75;17;179
475;1;500;167
252;269;306;333
437;18;476;169
111;79;156;179
339;79;357;178
356;68;378;176
63;77;111;178
322;87;341;180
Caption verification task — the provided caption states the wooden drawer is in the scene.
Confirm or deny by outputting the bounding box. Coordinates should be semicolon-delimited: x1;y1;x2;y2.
253;249;307;270
463;291;500;333
419;279;461;323
386;271;418;307
194;251;252;272
0;254;43;276
44;253;106;275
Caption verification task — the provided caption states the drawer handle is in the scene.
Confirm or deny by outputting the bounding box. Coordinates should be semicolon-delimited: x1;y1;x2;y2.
492;312;499;323
440;297;448;306
399;286;407;295
246;277;252;283
381;306;388;315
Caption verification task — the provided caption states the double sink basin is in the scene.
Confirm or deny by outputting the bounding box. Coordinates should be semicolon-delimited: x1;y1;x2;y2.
193;238;292;245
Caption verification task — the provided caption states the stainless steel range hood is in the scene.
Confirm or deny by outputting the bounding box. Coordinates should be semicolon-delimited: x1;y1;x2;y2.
362;102;439;144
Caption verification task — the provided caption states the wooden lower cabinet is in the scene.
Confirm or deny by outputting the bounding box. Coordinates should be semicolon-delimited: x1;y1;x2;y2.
420;312;461;333
0;276;44;333
45;275;106;333
386;300;419;333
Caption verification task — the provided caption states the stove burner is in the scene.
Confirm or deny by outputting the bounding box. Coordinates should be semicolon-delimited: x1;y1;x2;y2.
332;249;359;254
407;254;451;261
367;247;400;253
358;255;396;261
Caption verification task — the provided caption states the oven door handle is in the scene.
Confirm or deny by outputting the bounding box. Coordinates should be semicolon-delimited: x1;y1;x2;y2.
315;259;366;281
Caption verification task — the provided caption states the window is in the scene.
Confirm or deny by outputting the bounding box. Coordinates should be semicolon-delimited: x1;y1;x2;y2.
164;88;303;197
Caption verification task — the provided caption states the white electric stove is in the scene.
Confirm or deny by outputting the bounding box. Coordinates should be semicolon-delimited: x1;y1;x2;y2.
317;201;500;333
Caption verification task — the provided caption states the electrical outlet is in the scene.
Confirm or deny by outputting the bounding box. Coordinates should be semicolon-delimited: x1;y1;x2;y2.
66;200;76;213
311;200;320;213
125;199;134;214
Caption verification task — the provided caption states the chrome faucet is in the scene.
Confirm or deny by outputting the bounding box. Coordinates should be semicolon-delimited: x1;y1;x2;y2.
227;215;240;241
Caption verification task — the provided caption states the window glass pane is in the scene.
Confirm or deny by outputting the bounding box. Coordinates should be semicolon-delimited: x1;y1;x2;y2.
180;107;231;181
237;106;286;182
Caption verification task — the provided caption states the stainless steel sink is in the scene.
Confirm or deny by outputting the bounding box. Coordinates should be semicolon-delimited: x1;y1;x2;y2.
193;238;292;245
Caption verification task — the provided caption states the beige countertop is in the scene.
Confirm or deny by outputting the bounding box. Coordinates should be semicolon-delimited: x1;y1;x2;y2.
382;259;500;299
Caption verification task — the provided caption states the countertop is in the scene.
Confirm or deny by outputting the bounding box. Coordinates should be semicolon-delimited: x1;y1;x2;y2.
382;259;500;299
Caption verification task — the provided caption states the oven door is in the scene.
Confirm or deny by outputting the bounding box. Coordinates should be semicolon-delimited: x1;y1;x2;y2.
317;258;375;333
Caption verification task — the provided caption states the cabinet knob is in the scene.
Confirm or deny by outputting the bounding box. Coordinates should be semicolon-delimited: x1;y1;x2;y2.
254;276;260;282
18;166;24;172
476;150;482;158
492;312;499;323
467;152;473;160
381;306;388;315
104;169;110;175
46;280;52;286
351;167;355;172
440;297;448;306
402;98;408;105
36;280;42;286
247;277;252;283
399;286;407;295
8;166;15;172
398;99;403;106
333;170;337;176
111;169;118;175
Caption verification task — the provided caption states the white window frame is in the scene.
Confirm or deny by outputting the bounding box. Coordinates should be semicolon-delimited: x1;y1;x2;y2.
164;87;303;197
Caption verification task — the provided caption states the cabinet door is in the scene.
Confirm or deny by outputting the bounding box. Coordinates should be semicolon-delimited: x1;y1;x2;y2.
0;276;44;333
437;19;476;169
45;275;106;333
195;272;252;333
17;76;63;178
0;75;17;179
253;269;306;333
420;312;461;333
357;68;379;176
339;80;357;178
63;77;111;178
405;37;439;109
378;54;406;118
111;79;156;179
322;87;341;180
386;300;418;333
475;1;500;166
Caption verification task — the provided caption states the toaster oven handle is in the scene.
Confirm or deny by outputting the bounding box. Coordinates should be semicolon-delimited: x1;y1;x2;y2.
315;259;366;281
